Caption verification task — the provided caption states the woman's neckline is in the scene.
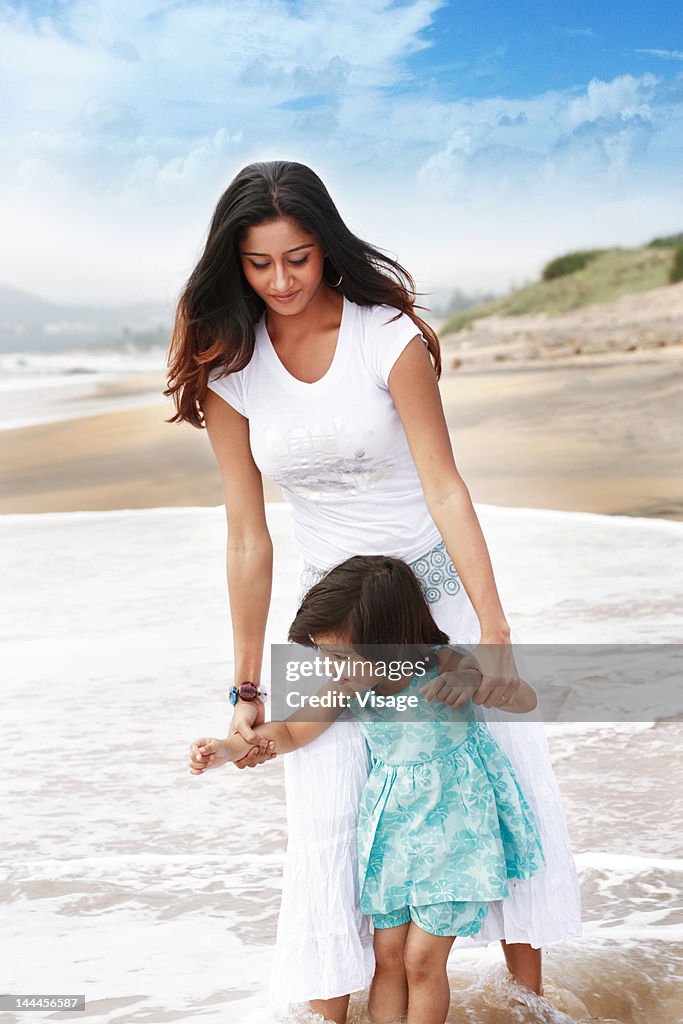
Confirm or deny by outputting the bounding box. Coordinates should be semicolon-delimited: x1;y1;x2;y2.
261;294;349;388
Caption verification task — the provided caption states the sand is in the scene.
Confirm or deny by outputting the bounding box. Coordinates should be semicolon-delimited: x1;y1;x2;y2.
1;347;682;519
441;347;683;520
442;279;683;363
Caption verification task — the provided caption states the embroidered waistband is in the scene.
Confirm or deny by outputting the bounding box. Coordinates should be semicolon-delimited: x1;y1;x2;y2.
298;539;461;605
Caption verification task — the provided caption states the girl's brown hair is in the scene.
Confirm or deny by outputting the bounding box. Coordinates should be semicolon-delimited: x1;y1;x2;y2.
165;160;442;428
288;554;450;669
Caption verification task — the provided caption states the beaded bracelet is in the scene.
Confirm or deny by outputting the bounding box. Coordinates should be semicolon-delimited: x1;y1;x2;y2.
229;682;268;706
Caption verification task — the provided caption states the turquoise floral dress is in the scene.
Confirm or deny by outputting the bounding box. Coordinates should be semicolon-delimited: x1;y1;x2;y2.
348;647;546;936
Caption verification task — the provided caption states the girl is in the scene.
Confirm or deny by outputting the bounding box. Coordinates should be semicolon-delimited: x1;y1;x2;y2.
189;555;546;1024
168;160;581;1021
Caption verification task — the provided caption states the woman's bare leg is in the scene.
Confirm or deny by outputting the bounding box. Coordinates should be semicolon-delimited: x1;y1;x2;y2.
308;993;350;1024
500;940;543;995
368;922;410;1023
403;924;456;1024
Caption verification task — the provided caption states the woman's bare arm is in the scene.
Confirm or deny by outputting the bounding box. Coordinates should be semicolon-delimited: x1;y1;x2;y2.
387;339;511;643
387;345;528;708
203;388;273;763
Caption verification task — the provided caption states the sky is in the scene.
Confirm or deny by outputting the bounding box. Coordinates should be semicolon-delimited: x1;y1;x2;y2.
1;0;682;305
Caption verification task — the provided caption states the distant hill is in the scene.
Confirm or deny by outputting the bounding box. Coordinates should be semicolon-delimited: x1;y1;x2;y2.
0;285;172;353
442;237;682;335
0;281;495;352
420;286;500;318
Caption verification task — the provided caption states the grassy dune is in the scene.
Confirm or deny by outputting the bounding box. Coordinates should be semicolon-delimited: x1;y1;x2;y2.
442;244;679;334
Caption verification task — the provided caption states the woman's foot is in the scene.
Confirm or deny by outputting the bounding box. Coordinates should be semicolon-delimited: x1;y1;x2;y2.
500;939;543;994
308;994;350;1024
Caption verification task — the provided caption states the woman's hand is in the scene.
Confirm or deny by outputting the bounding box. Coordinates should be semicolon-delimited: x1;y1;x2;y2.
419;668;482;709
229;697;277;769
459;641;522;709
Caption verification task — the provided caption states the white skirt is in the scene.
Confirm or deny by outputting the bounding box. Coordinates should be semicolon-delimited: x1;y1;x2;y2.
269;540;582;1004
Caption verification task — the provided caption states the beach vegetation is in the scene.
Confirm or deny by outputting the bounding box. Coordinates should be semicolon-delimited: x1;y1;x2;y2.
541;250;606;281
670;245;683;284
441;243;681;335
648;233;683;249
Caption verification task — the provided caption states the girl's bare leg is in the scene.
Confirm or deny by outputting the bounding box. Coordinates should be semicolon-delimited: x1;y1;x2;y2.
500;940;543;995
308;993;350;1024
403;924;456;1024
368;922;410;1023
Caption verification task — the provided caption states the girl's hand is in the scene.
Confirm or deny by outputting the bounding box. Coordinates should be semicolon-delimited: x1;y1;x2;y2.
419;668;482;708
188;735;276;774
460;642;522;709
229;697;277;769
189;736;230;774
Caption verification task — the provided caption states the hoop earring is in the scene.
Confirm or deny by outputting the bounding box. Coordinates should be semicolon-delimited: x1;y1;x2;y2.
323;257;343;288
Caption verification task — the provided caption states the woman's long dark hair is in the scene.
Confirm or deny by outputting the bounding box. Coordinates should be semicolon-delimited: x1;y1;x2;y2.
288;554;450;670
165;160;442;428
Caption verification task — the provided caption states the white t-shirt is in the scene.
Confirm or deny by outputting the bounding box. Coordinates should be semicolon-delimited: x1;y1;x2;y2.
206;296;442;569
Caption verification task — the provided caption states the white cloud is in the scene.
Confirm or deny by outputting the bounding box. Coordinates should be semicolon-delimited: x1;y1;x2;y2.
560;27;594;39
77;98;142;139
124;128;245;198
565;73;658;127
0;3;681;303
0;0;447;300
415;72;671;201
635;48;683;62
0;0;443;195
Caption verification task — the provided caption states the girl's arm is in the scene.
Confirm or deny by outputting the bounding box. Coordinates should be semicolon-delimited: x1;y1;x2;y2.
204;389;274;767
252;676;351;752
226;716;333;758
190;678;350;773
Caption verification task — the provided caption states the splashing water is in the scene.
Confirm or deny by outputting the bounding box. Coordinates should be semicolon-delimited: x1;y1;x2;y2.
271;943;682;1024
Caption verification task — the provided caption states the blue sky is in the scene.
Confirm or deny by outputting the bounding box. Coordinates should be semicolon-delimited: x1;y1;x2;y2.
1;0;681;304
410;3;682;97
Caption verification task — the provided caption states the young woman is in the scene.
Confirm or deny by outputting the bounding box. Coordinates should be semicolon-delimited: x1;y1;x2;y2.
166;160;581;1023
189;554;547;1024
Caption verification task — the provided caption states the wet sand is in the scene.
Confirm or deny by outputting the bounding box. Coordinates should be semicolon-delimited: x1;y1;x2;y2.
1;349;682;519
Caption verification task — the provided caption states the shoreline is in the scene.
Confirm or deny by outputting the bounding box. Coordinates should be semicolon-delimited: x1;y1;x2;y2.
1;351;682;520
